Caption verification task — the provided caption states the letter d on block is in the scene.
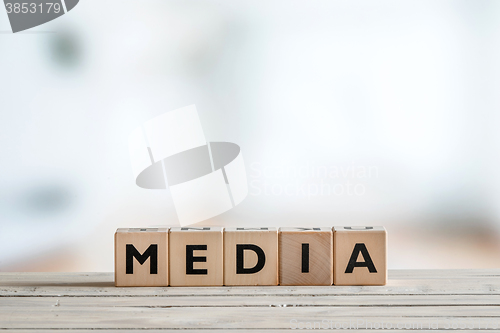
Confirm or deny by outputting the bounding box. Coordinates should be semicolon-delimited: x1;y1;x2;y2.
236;244;266;274
224;228;278;286
115;228;169;287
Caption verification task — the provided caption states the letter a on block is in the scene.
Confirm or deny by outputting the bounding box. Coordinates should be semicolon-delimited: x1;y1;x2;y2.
333;226;387;286
115;228;169;287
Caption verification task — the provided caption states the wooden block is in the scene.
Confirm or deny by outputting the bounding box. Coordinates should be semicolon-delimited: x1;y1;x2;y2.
279;227;333;286
169;227;223;286
114;228;169;287
333;226;387;286
224;227;278;286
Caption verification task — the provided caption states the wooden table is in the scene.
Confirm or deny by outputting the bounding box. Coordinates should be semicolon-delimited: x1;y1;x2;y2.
0;270;499;331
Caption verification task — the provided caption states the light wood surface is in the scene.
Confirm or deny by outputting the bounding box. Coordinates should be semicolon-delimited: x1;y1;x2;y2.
0;270;499;331
224;227;278;286
279;227;333;286
169;227;223;286
114;227;169;287
333;226;387;286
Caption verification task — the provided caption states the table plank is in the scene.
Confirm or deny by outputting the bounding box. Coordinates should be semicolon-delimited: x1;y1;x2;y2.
1;306;500;329
1;294;500;307
1;271;500;296
0;270;499;331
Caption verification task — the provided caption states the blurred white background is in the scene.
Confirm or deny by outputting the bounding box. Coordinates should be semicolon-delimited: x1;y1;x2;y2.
0;0;499;272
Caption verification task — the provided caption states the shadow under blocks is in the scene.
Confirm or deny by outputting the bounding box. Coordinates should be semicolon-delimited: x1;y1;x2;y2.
114;226;387;287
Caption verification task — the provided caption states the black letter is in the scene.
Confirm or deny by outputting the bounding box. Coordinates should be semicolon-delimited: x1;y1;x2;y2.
301;243;309;273
181;227;210;230
237;227;268;230
345;243;377;273
186;245;208;275
126;244;158;274
236;244;266;274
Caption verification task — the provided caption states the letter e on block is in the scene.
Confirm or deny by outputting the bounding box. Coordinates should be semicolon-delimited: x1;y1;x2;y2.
224;227;278;286
333;226;387;286
115;228;169;287
169;227;223;286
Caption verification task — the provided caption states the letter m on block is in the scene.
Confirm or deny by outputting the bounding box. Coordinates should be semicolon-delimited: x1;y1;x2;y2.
126;244;158;274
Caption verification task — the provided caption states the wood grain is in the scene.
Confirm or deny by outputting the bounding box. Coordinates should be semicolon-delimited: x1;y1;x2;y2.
223;227;278;286
114;228;168;287
169;227;223;286
334;226;387;286
279;227;333;286
1;270;500;330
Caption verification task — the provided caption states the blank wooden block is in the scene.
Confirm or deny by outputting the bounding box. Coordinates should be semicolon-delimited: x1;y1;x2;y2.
333;226;387;286
115;228;169;287
224;227;278;286
169;227;223;286
279;227;333;286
